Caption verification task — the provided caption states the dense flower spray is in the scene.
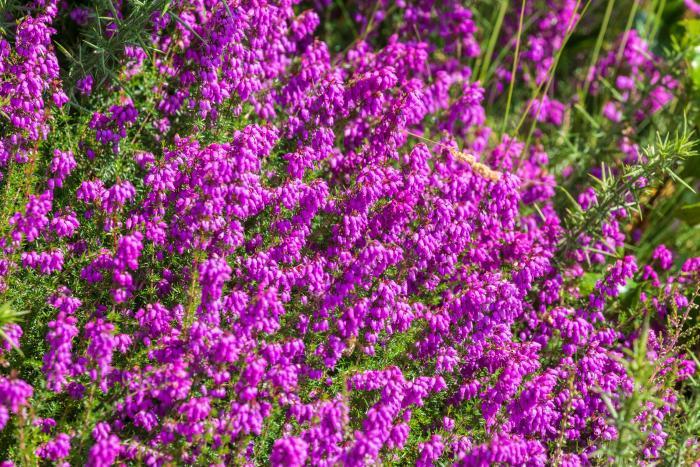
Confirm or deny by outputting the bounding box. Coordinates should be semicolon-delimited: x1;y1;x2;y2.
0;0;697;465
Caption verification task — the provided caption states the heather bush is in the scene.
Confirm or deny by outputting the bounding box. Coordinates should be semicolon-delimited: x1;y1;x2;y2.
0;0;699;465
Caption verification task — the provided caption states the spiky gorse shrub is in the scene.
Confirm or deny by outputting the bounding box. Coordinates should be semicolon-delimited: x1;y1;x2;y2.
0;0;699;465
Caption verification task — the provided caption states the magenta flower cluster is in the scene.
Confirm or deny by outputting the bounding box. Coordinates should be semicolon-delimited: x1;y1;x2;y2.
0;0;697;465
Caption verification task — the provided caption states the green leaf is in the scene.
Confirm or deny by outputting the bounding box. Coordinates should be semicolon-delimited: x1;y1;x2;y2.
675;202;700;225
682;20;700;88
682;152;700;178
579;272;602;296
682;19;700;38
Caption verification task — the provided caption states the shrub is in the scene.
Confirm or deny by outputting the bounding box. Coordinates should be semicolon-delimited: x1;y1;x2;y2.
0;0;698;465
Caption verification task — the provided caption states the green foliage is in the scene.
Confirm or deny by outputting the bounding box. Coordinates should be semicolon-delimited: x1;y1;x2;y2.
662;360;700;464
0;0;699;463
558;126;697;265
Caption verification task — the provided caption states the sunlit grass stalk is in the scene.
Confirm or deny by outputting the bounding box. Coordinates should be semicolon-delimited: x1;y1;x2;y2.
477;0;509;84
515;0;593;167
615;0;642;65
581;0;617;101
483;11;543;86
501;0;527;137
649;0;667;45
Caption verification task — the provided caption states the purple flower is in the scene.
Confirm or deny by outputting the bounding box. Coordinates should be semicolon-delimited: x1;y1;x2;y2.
77;75;94;96
87;433;120;466
36;433;71;461
686;0;700;14
0;324;21;355
48;150;76;189
271;436;308;466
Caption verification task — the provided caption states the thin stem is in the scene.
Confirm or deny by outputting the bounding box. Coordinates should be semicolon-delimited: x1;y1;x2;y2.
501;0;527;137
517;0;593;168
478;0;509;83
581;0;617;101
484;11;542;84
649;0;666;45
615;0;642;65
509;0;589;145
